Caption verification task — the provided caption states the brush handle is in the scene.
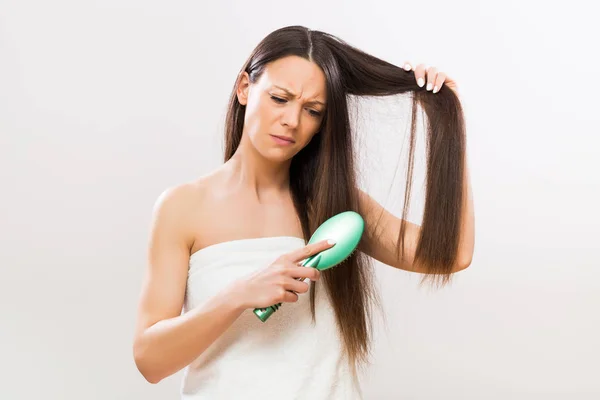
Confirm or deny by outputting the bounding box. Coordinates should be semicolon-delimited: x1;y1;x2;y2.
253;254;321;322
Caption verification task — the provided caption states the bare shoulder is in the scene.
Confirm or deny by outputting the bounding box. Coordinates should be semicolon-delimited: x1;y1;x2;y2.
153;166;224;211
150;176;213;249
153;180;204;213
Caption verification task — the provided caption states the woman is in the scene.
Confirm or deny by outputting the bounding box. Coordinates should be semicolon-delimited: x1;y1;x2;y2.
133;25;474;399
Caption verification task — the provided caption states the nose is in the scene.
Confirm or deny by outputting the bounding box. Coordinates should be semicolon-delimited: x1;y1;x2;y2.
280;104;301;129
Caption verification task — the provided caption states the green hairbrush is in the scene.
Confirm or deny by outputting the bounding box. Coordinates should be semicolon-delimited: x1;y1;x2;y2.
253;210;365;322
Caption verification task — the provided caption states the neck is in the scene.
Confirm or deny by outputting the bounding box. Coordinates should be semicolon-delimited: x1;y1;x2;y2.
224;133;292;203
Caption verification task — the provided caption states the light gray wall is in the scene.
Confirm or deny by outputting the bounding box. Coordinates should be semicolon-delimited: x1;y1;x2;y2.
1;1;598;399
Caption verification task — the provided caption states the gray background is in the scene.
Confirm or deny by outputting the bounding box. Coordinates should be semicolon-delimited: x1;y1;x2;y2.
1;0;598;399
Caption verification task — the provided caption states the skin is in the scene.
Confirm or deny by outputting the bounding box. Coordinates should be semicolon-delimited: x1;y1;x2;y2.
402;61;459;95
133;56;332;383
133;54;474;383
226;54;328;199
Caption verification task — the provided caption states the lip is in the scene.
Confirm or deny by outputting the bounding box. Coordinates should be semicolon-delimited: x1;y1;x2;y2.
270;135;295;145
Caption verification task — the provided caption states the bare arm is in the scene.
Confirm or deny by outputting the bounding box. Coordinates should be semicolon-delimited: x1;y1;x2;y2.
132;185;246;384
357;157;474;273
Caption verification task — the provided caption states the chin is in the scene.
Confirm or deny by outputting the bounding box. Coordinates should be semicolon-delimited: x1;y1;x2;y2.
265;149;295;162
257;145;296;162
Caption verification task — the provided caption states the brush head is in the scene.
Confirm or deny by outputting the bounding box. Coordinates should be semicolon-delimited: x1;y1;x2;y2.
302;210;365;270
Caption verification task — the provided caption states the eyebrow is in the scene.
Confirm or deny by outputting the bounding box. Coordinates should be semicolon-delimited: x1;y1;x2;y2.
273;85;326;106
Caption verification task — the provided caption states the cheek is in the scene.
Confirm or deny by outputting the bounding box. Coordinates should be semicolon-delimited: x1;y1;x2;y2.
243;102;265;136
245;101;279;136
297;129;320;148
243;109;259;135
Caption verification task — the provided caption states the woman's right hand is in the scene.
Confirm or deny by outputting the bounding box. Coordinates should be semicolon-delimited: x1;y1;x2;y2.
230;239;336;310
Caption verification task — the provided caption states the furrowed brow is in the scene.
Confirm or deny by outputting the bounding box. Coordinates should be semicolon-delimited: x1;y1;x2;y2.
273;85;326;106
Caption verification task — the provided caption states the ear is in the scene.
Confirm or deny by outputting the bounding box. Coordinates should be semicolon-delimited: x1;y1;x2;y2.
236;72;250;106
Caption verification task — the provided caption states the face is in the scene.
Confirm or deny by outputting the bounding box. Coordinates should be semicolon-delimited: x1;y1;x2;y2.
236;55;327;161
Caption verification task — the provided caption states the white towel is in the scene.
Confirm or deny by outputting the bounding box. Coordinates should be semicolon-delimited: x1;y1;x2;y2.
180;236;363;400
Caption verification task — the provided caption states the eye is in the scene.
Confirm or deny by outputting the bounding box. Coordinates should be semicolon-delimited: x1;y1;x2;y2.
271;95;322;118
270;95;287;104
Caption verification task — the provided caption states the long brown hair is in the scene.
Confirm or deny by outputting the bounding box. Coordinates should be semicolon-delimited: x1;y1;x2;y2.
222;26;466;377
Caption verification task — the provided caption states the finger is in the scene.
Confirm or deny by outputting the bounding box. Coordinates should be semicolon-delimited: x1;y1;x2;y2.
425;67;438;91
414;63;427;88
285;264;321;281
282;290;300;303
432;72;447;94
292;267;317;284
284;239;335;263
282;277;310;294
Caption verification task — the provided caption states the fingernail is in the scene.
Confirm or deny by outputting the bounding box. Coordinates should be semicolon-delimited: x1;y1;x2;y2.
403;64;411;71
433;85;439;94
417;77;425;87
426;82;433;91
327;239;336;245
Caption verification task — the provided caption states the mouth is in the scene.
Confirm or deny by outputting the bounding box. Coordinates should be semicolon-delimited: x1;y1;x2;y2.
270;134;296;144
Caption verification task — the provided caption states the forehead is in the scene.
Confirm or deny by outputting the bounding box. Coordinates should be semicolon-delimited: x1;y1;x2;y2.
260;56;326;100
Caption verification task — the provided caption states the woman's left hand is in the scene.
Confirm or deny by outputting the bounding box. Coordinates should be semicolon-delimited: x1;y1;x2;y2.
402;61;459;96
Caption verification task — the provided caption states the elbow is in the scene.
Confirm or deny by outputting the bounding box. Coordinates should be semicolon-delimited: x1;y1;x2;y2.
141;368;163;385
142;373;162;385
452;255;473;273
133;339;163;384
